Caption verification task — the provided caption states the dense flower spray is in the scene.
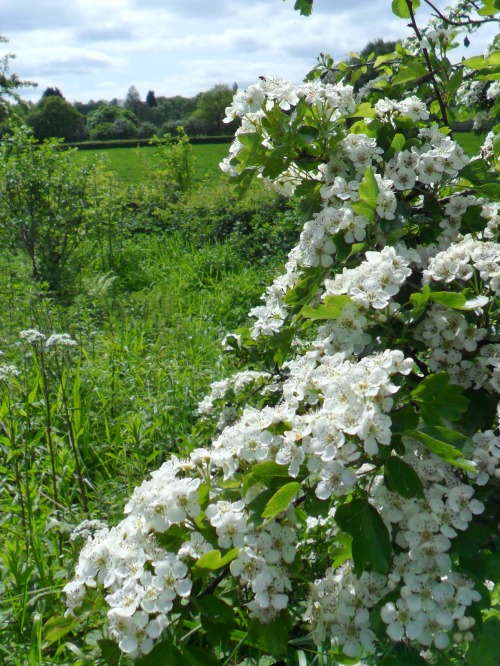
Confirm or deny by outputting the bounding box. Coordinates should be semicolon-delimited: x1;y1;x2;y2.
66;2;500;663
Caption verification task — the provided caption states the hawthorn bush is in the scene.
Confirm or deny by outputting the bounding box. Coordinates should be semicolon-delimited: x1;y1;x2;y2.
65;1;500;664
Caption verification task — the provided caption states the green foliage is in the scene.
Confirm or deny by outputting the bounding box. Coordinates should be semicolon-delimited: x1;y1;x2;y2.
0;35;36;123
0;126;105;296
335;499;392;575
149;127;194;195
0;228;280;664
154;179;298;262
27;95;88;142
187;83;236;136
2;2;500;665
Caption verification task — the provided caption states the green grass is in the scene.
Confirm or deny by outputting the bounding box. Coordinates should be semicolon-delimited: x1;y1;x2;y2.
0;228;280;664
75;142;231;185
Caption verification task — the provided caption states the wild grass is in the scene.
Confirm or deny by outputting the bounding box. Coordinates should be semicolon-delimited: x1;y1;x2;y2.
0;213;286;664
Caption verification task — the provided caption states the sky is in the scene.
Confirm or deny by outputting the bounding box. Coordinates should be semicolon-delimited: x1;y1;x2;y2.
1;0;496;105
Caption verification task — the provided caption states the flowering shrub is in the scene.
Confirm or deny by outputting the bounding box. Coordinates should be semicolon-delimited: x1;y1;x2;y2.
66;1;500;664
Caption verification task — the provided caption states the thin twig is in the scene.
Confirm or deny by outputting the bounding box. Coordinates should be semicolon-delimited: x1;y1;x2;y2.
406;0;450;128
422;0;497;27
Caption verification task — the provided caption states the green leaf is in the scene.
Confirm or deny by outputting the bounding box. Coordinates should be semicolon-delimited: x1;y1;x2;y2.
333;232;352;262
196;595;235;625
296;125;319;146
411;372;469;425
462;388;498;434
466;618;500;666
392;62;429;85
97;639;122;666
407;285;431;322
352;198;375;222
407;426;475;471
374;53;397;68
194;548;239;571
428;291;467;309
236;132;265;171
384;457;425;499
391;0;420;18
198;595;235;646
461;205;487;233
301;295;351;320
293;0;313;16
156;524;187;552
391;133;406;152
183;645;222;666
447;69;464;96
284;266;328;306
359;166;379;210
391;404;419;435
460;159;497;185
262;481;301;520
248;613;292;655
335;499;392;575
42;616;79;647
136;641;184;666
350;102;376;118
477;0;500;16
476;182;500;199
268;326;295;367
462;51;500;69
244;460;293;491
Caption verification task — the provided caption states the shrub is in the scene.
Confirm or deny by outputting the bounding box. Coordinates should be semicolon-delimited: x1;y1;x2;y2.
65;2;500;664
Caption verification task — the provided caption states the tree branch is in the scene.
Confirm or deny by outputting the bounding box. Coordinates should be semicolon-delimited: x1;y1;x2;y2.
406;0;450;128
422;0;498;27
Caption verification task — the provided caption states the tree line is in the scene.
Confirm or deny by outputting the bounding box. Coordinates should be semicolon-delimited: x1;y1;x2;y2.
4;82;239;142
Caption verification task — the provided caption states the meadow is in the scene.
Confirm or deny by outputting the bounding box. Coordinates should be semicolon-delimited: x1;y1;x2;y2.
74;142;232;186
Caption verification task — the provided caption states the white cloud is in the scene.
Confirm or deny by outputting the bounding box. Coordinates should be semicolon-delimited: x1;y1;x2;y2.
0;0;495;104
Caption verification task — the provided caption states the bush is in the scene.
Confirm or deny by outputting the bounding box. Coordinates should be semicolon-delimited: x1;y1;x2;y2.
65;3;500;664
157;180;299;263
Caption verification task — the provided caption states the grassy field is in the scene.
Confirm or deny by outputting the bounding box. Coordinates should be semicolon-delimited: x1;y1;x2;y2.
75;142;232;186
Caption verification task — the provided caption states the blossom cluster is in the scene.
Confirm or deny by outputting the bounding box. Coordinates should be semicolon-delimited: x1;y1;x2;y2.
19;328;77;349
67;71;500;663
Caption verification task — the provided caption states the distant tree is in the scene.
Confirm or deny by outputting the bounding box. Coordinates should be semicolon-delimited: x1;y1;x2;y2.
137;121;158;138
356;37;398;61
73;99;105;116
86;103;137;130
109;117;137;139
41;86;64;99
188;84;236;135
232;82;238;92
146;90;157;108
27;95;87;142
156;95;198;124
124;85;143;116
